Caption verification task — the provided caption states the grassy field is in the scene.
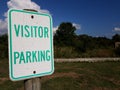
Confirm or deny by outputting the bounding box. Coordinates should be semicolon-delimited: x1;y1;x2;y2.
0;58;120;90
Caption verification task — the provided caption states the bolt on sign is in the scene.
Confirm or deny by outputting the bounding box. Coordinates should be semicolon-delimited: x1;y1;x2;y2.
8;9;54;81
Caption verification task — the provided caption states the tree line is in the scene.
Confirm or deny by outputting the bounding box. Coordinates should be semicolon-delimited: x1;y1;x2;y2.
0;22;120;59
54;22;120;58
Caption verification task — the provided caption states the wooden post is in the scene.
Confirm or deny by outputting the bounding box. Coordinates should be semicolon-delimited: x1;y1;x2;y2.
23;9;41;90
24;78;41;90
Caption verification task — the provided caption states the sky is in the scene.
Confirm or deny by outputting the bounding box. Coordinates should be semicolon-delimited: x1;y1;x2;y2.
0;0;120;38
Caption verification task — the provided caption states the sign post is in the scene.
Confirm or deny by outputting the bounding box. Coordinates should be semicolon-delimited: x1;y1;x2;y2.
23;9;41;90
8;9;54;89
24;77;41;90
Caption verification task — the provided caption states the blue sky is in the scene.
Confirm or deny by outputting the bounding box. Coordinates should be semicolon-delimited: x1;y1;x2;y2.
0;0;120;38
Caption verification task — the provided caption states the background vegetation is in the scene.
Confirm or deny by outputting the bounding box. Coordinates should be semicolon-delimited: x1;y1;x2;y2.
54;22;120;58
0;22;120;59
0;34;8;59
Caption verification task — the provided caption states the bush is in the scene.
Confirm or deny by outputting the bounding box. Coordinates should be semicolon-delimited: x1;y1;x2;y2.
114;46;120;57
54;46;79;58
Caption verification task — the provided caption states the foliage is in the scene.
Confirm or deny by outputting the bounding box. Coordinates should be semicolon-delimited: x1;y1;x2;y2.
54;22;117;58
0;34;8;59
0;22;120;58
54;22;76;46
114;46;120;57
112;34;120;42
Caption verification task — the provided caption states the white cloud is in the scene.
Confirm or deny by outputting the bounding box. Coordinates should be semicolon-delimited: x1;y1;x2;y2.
0;19;7;30
0;0;50;34
7;0;49;13
53;26;58;35
0;19;8;34
114;27;120;31
72;23;81;30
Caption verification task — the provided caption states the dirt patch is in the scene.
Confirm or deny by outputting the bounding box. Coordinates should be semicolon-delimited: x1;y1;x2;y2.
102;77;120;86
42;72;80;82
93;87;111;90
0;77;9;84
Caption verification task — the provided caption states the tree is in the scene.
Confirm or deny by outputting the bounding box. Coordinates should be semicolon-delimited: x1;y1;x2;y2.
112;34;120;42
54;22;76;46
78;34;94;51
94;37;114;49
0;34;8;59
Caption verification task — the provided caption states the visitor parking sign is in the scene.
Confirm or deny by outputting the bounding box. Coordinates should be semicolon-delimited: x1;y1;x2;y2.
8;9;54;81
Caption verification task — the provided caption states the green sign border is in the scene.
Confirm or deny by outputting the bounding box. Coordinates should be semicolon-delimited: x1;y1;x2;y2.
8;9;54;81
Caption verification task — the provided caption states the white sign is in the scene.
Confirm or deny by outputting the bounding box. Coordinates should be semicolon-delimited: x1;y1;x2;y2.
8;9;54;81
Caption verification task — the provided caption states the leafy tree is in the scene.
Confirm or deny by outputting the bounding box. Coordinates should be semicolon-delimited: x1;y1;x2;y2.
54;22;76;46
78;34;94;51
94;37;114;49
112;34;120;42
54;22;115;57
0;34;8;59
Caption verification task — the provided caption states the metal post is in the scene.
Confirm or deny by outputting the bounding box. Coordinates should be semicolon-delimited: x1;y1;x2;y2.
24;78;41;90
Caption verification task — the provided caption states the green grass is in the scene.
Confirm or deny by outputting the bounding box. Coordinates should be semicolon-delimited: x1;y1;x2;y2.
0;59;120;90
0;59;23;90
42;62;120;90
